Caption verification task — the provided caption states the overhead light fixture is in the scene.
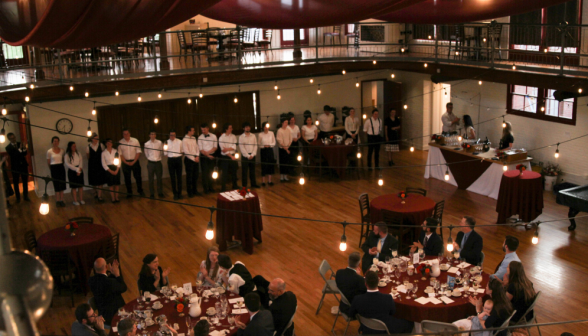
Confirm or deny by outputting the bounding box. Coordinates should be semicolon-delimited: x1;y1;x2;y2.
69;86;74;91
356;148;362;159
115;91;119;96
373;60;377;65
446;235;454;252
163;141;168;151
113;152;120;166
342;70;346;75
378;173;384;186
317;85;321;95
391;73;395;79
478;81;482;85
158;92;162;99
579;88;583;94
274;82;279;90
503;164;508;172
137;94;142;102
362;114;367;120
299;173;305;185
154;115;159;124
277;90;281;100
25;96;30;102
339;223;348;251
444;167;450;181
212;166;219;179
424;63;428;68
86;120;92;137
555;143;560;158
29;84;35;89
512;64;516;70
92;102;96;116
310;78;314;84
356;78;360;87
85;91;89;97
0;128;5;144
39;178;50;215
403;104;408;110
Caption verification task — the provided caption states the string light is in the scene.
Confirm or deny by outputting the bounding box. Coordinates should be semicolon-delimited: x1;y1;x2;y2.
25;96;30;102
234;153;240;159
356;78;360;87
69;86;74;91
163;141;168;151
205;210;215;240
403;104;408;110
85;91;89;97
391;73;395;78
187;97;192;104
540;106;545;112
299;173;305;185
478;81;482;85
378;173;384;186
1;105;6;116
310;78;314;84
113;152;120;166
502;116;506;128
317;85;321;95
39;178;50;215
339;222;348;251
357;148;362;159
234;86;240;103
0;128;5;143
342;70;346;75
274;82;279;90
444;167;450;181
428;35;432;39
458;135;463;141
532;223;540;245
401;48;405;53
154;115;159;124
86;120;92;137
212;166;219;179
158;92;162;99
446;234;454;252
503;164;508;171
455;51;459;56
29;84;35;89
92;102;96;116
483;38;487;42
410;145;415;152
277;90;281;100
199;92;204;98
373;60;377;64
315;119;320;126
212;121;217;129
115;91;119;96
579;88;583;94
424;63;428;68
544;48;548;53
555;143;560;158
362;114;367;119
297;154;302;162
512;64;516;70
137;94;142;102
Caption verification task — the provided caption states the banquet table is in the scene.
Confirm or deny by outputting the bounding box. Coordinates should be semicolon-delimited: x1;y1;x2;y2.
216;191;263;255
109;289;242;336
377;257;489;323
309;139;357;178
425;143;532;199
496;170;544;223
370;194;436;226
37;223;112;294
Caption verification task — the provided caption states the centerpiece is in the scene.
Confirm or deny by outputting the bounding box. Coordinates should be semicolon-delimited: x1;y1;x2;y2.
398;191;407;204
65;221;79;236
239;187;251;197
175;296;189;317
416;264;432;280
515;164;527;176
542;162;562;191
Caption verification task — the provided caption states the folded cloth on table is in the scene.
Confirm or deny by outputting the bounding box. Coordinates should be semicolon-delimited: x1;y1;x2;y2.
150;294;159;301
232;309;248;314
209;330;229;336
228;297;244;303
396;285;407;293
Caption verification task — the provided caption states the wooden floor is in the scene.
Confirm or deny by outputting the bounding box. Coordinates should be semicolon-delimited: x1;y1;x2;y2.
8;149;588;335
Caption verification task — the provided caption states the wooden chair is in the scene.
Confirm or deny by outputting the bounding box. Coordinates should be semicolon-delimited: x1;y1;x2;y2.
493;310;516;336
345;24;359;47
330;291;355;336
381;210;410;254
103;232;120;264
40;249;79;307
356;314;390;334
68;217;93;224
190;31;210;64
447;25;467;59
511;291;542;336
24;230;38;254
433;200;445;240
324;25;342;45
405;187;427;197
176;31;193;62
257;29;273;56
358;193;371;248
421;320;459;333
316;259;339;315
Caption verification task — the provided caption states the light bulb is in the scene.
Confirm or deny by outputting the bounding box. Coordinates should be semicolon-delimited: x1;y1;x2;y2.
540;106;545;112
444;169;450;181
503;165;508;171
212;122;217;129
373;60;377;64
356;82;360;87
579;88;583;93
532;235;538;245
403;104;408;110
447;242;454;252
555;149;559;158
29;84;35;89
113;157;120;166
138;95;142;102
158;93;162;98
424;63;428;68
154;116;159;124
277;93;281;100
212;167;219;179
357;151;362;159
163;143;168;151
378;173;384;186
85;92;89;97
342;70;346;75
0;133;5;144
39;195;49;215
297;154;302;162
86;128;92;137
512;65;516;70
274;85;278;90
266;123;270;129
391;73;395;78
199;93;203;98
544;48;548;53
401;48;405;53
315;120;319;126
206;222;214;240
410;146;414;152
234;97;238;103
69;86;74;91
310;79;314;84
339;235;347;251
483;38;487;42
428;35;432;39
187;98;192;104
92;109;96;116
362;114;367;119
234;153;240;159
478;81;482;85
317;88;321;95
502;122;506;128
458;135;462;141
115;91;119;96
299;173;305;185
1;108;6;115
455;51;459;56
25;96;30;102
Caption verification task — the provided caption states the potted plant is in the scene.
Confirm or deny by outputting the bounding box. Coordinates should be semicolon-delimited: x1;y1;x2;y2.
542;162;562;191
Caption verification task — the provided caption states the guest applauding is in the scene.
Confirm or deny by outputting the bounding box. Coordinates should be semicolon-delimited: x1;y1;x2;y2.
336;252;366;315
465;278;513;336
199;246;225;286
491;235;520;283
47;136;66;207
239;122;259;188
276;119;293;182
165;130;183;199
144;131;165;199
101;139;120;203
344;108;360;143
65;141;85;205
268;278;297;336
183;126;201;197
234;292;274;336
119;129;144;197
258;122;276;186
361;222;398;273
138;254;170;293
452;216;483;265
505;261;536;323
218;254;256;297
71;303;106;336
193;320;210;336
86;134;106;202
348;271;414;334
89;258;127;325
198;123;218;194
219;123;239;191
410;217;443;256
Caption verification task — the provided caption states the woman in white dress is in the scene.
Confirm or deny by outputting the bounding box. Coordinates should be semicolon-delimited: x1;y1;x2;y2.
345;108;361;143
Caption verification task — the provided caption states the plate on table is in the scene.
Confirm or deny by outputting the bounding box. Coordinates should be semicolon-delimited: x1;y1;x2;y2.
452;291;462;297
469;267;480;274
453;147;461;150
440;264;449;271
378;281;387;288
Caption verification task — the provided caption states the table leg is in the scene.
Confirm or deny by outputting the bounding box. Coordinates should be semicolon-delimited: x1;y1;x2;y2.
568;207;580;231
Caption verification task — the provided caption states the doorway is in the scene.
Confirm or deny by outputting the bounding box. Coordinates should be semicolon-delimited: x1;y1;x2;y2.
280;29;309;47
360;79;403;144
1;109;33;186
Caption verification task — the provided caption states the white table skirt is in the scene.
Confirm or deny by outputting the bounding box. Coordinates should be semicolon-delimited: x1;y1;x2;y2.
425;146;531;200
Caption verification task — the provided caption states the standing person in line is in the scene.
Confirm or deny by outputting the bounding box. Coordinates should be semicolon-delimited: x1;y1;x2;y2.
144;131;164;199
288;115;300;171
5;132;30;202
86;133;106;202
344;107;361;143
363;109;382;170
276;119;292;182
119;129;144;198
441;102;460;134
101;139;120;203
47;136;66;207
165;130;183;200
463;115;477;140
65;141;85;205
183;125;200;197
239;122;259;188
318;105;334;138
384;108;401;166
218;123;239;191
198;123;217;194
498;122;514;152
301;116;318;165
258;122;276;186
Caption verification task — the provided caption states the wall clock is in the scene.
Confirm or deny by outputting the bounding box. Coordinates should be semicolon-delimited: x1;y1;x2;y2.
56;118;73;134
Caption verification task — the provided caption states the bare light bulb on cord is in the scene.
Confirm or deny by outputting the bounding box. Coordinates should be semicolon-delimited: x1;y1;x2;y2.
297;154;302;162
532;230;539;245
212;166;219;179
0;129;5;143
1;106;7;116
378;173;384;186
205;221;214;240
503;164;508;171
446;236;454;252
339;234;347;251
154;115;159;124
444;168;450;181
39;193;49;215
113;152;120;166
163;142;168;151
299;173;305;185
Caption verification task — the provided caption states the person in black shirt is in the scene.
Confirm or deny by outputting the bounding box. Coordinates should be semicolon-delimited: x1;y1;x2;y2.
137;254;170;294
498;121;514;151
410;217;443;256
466;278;513;336
335;252;366;315
384;109;400;166
505;261;536;323
5;133;30;202
268;278;297;336
89;258;127;325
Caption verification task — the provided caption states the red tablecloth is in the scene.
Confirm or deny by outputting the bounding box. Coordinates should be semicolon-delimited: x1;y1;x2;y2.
309;140;356;178
496;170;544;223
370;194;436;226
37;223;112;294
109;289;242;335
216;191;263;255
377;256;489;323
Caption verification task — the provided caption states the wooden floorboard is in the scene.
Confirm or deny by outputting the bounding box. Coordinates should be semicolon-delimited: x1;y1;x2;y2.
8;149;588;335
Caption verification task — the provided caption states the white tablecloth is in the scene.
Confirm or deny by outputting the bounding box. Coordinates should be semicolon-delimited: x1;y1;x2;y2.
425;146;531;199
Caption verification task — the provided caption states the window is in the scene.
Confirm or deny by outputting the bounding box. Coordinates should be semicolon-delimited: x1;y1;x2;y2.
507;85;576;125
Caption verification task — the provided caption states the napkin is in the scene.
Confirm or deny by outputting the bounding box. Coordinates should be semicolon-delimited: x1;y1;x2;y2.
150;294;159;301
468;288;485;293
232;309;248;314
458;262;471;268
428;297;442;305
112;327;117;332
209;330;229;336
400;256;410;261
229;297;244;303
447;267;459;273
440;296;455;304
396;285;407;293
414;297;430;305
233;304;245;309
377;261;386;267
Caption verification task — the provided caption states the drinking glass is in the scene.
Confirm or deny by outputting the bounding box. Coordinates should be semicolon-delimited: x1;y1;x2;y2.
477;262;484;275
438;252;444;263
228;315;235;330
463;283;470;298
385;256;391;266
406;283;413;300
186;316;191;335
418;248;425;261
395;267;401;284
453;251;460;262
137;296;144;309
144;291;151;306
412;284;419;298
472;282;479;297
403;277;409;288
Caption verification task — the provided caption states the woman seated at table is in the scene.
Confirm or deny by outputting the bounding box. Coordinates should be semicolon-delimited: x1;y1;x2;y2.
301;116;318;164
497;121;514;153
505;261;536;324
463;115;476;140
199;246;226;286
138;253;171;294
344;108;360;143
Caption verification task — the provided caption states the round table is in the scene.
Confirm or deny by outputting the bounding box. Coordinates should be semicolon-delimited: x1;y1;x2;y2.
370;194;436;226
216;191;263;255
109;289;242;336
495;170;544;223
309;140;357;178
37;223;111;294
377;257;489;323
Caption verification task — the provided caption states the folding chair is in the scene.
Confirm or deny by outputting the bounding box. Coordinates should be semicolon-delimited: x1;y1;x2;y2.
330;292;355;336
511;291;542;336
316;259;340;315
493;310;517;336
357;314;390;334
358;193;371;247
421;320;458;333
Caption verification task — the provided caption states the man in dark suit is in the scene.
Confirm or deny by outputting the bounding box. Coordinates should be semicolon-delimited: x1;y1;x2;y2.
361;222;398;273
88;258;127;326
71;303;106;336
335;252;366;315
452;216;483;265
267;278;297;336
5;133;29;202
410;217;443;256
235;292;274;336
348;271;414;334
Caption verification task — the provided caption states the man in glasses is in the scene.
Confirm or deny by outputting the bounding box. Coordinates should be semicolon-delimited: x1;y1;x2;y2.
71;303;106;336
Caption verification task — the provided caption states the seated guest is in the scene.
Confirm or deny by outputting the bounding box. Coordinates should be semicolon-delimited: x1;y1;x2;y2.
491;235;521;283
335;252;366;315
71;303;106;336
452;216;483;265
219;123;239;191
410;217;443;256
506;261;536;323
361;222;398;273
464;278;513;336
138;254;171;293
218;254;256;297
453;299;494;336
193;320;210;336
268;278;297;336
235;292;274;336
89;258;127;326
348;271;414;334
199;246;226;286
117;319;137;336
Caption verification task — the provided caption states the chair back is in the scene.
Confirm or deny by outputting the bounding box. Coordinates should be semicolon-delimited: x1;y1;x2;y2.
488;23;503;40
318;259;336;282
433;200;445;223
265;29;273;40
358;193;370;223
24;230;38;253
103;232;120;263
406;187;427;196
356;314;389;333
191;31;209;48
332;25;342;34
68;217;93;224
515;291;541;324
176;31;187;48
493;310;517;336
421;320;459;333
279;306;297;336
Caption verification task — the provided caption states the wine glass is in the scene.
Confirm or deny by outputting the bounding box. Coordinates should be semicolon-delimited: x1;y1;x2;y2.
437;252;444;263
453;251;460;263
186;316;191;336
406;283;413;300
472;281;479;297
395;267;401;284
412;284;419;298
228;315;235;330
144;291;151;306
137;296;144;310
418;248;425;261
385;256;391;266
403;277;409;288
463;281;470;298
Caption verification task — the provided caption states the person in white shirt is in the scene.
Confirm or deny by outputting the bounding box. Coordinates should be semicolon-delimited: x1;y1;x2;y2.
258;122;276;186
47;136;66;207
86;133;106;202
165;130;183;200
318;105;335;137
345;108;361;143
198;123;218;194
219;123;239;191
144;131;164;199
101;138;120;203
119;129;144;197
288;115;300;167
239;122;259;188
183;125;200;197
301;116;318;165
276;119;293;182
65;141;85;205
441;102;460;134
363;109;382;169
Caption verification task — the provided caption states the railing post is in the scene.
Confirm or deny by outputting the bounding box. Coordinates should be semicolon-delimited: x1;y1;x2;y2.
490;23;495;69
159;31;170;71
316;27;319;63
57;49;64;82
237;26;242;70
559;23;567;75
434;25;439;63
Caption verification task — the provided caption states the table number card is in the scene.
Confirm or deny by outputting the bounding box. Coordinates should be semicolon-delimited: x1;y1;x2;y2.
183;283;193;294
413;253;420;265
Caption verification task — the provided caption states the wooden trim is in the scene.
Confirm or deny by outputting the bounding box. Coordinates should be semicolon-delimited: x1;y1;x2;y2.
506;84;577;126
